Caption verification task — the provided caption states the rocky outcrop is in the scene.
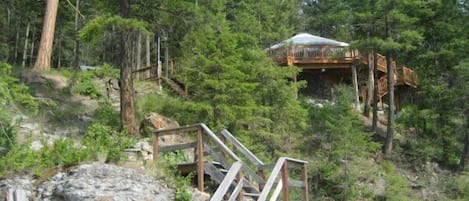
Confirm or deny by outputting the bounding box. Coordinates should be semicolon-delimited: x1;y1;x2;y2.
1;163;175;201
35;163;174;201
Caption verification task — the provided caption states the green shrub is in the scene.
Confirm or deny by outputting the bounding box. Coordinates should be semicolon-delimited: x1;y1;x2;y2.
75;79;102;99
92;63;119;78
174;173;193;201
445;172;469;200
0;117;15;150
94;101;120;128
0;62;38;113
381;161;413;201
84;123;135;162
157;152;193;201
0;139;92;177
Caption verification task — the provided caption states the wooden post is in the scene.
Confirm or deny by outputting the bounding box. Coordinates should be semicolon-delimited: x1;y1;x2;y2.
153;133;159;162
237;171;243;201
257;168;265;191
302;164;309;201
351;63;360;111
197;128;204;192
282;161;289;201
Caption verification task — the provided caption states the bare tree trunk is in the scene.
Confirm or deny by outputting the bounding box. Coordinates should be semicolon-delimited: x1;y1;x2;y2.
34;0;59;70
14;24;19;63
57;32;62;69
384;52;395;156
372;49;378;131
21;22;30;67
351;63;360;110
73;0;80;68
29;25;36;67
137;32;142;69
120;0;137;135
164;44;169;77
145;35;151;66
364;50;374;117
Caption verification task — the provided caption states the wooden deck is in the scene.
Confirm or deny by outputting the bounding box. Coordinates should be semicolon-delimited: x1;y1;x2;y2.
268;45;418;101
269;45;358;68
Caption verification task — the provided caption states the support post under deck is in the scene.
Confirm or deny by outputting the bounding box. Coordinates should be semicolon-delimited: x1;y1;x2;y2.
352;63;360;111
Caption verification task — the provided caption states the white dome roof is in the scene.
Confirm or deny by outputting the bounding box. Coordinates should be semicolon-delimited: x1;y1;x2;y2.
269;33;349;49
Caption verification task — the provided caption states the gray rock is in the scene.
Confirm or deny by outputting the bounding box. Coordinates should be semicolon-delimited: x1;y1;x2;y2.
0;176;35;201
30;140;44;151
35;163;174;201
0;147;7;154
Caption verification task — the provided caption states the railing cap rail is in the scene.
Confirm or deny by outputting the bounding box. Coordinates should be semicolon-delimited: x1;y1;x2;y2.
154;123;241;162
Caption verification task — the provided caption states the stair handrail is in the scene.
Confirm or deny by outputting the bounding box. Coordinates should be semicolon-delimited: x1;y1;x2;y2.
257;157;308;201
154;123;240;162
210;161;244;201
219;129;266;190
220;129;264;166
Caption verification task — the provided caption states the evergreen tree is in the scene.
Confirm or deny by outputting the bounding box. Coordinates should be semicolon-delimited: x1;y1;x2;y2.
177;2;308;156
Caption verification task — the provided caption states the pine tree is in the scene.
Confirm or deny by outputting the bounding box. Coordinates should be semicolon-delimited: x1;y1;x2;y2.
34;0;59;70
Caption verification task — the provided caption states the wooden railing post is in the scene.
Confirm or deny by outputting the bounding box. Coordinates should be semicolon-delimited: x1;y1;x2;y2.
257;168;265;191
302;163;309;201
282;161;289;201
197;127;204;192
237;171;244;201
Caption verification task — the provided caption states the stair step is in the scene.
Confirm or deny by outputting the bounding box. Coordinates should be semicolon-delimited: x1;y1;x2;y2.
243;192;260;197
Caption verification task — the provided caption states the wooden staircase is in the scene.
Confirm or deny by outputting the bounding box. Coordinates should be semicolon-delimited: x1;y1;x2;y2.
132;65;188;97
153;124;309;201
359;52;418;100
161;77;188;97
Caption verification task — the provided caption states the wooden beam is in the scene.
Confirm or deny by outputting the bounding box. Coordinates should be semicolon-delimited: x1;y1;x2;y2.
154;123;200;136
302;163;309;201
282;161;289;201
197;127;204;192
159;142;196;152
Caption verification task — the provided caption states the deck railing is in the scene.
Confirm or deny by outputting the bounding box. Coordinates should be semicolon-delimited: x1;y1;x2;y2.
269;45;359;65
258;157;308;201
132;64;159;81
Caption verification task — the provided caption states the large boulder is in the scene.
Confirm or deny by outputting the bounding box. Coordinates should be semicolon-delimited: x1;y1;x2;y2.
35;163;174;201
139;113;182;145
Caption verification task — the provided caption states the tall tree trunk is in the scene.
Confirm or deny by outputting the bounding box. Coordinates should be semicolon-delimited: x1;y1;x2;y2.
34;0;59;70
120;0;137;135
164;44;169;77
145;35;151;66
57;32;62;69
136;32;142;69
21;22;30;67
384;52;395;156
29;25;36;67
73;0;80;68
364;50;374;117
14;23;19;63
351;63;360;110
372;49;378;131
